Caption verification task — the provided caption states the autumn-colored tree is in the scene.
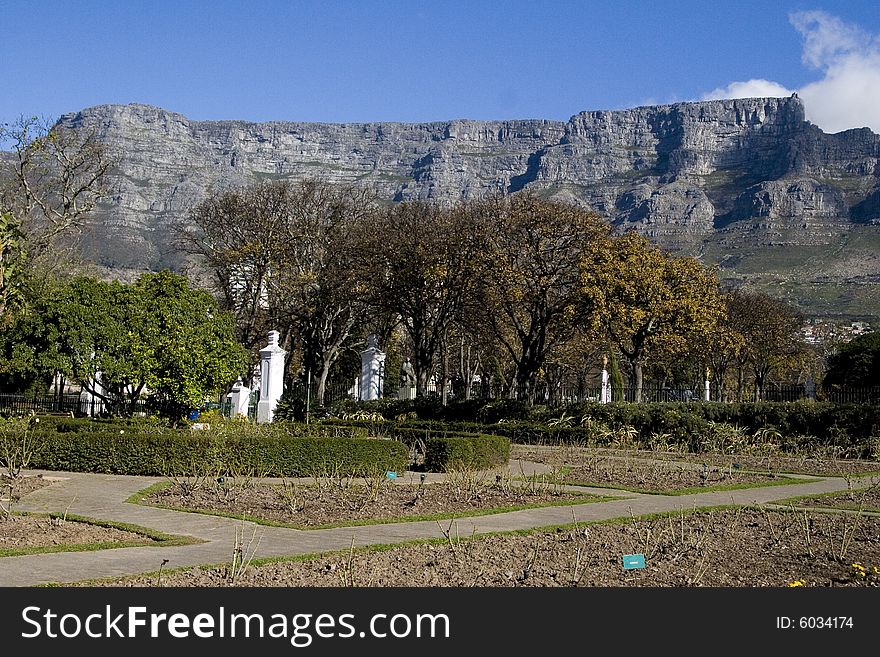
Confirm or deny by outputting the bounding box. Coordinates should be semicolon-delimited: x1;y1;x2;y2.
730;290;806;400
476;194;611;401
357;201;487;397
582;231;723;403
704;289;750;401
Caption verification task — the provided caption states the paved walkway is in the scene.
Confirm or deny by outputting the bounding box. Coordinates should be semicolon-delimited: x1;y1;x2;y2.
0;460;869;587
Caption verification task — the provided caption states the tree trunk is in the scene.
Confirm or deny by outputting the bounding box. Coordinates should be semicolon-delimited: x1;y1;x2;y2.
440;329;448;406
633;362;644;404
316;359;332;407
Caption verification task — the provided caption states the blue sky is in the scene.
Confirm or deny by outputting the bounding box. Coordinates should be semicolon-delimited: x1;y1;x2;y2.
1;0;878;132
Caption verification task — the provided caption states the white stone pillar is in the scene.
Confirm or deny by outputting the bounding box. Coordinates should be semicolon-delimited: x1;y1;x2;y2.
257;331;286;423
704;368;711;402
229;377;251;419
359;334;386;401
600;356;610;404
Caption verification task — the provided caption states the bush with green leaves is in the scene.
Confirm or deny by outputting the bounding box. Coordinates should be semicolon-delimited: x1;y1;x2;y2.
423;434;510;472
25;423;403;477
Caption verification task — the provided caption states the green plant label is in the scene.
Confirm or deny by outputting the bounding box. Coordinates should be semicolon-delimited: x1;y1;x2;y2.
385;471;397;479
622;554;646;569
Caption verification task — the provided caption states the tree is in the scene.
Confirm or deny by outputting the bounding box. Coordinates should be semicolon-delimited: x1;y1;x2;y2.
1;272;248;418
705;289;748;401
0;116;110;267
0;211;26;319
182;179;374;405
730;290;805;400
581;231;723;403
476;194;611;400
129;271;250;417
358;201;486;397
823;332;880;388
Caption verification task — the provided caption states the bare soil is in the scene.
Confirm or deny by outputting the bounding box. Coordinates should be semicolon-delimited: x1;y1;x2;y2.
4;451;880;587
1;473;53;500
511;446;781;492
87;507;880;587
144;476;596;527
793;479;880;512
511;444;880;477
0;515;160;552
1;474;159;552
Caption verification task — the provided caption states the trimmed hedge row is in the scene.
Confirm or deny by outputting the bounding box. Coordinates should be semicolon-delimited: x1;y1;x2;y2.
37;416;370;439
423;434;511;472
317;420;511;471
327;398;879;443
27;429;407;477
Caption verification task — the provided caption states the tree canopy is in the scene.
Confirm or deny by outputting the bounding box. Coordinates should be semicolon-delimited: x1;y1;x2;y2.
0;271;248;418
823;332;880;388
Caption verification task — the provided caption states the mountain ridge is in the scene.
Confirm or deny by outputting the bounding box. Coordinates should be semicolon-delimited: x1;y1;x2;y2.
15;96;880;320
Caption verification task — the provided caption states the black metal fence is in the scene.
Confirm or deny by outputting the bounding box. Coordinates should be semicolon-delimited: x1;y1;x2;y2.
280;381;880;407
2;384;879;418
0;393;151;417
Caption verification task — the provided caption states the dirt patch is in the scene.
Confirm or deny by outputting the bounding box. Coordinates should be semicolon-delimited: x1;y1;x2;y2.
513;446;785;492
792;478;880;511
0;474;53;500
511;444;880;477
0;515;161;552
144;476;597;527
83;508;880;587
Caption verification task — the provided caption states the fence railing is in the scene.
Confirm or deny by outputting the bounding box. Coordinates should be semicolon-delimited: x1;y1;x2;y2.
3;384;879;419
0;393;151;417
281;381;880;407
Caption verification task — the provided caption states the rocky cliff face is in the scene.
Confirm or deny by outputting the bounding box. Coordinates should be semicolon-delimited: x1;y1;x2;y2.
43;98;880;317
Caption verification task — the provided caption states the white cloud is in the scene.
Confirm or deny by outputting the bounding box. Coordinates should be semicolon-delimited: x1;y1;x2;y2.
700;10;880;133
701;79;792;101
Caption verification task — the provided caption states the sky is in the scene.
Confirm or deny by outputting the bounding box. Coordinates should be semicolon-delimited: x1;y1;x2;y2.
1;0;878;134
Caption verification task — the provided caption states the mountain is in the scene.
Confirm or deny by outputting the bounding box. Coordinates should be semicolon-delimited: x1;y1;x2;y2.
51;97;880;320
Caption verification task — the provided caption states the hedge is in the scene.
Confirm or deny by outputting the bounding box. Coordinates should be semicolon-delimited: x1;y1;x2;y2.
316;420;511;471
423;434;510;472
26;428;406;477
317;405;879;458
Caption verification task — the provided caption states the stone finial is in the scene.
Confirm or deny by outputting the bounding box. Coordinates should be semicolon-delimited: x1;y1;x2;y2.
367;333;379;350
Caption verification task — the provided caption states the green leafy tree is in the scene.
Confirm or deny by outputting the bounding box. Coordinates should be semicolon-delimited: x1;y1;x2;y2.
823;331;880;388
127;271;250;418
0;272;248;418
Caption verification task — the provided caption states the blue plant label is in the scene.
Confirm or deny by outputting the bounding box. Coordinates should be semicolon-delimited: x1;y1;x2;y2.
385;471;397;479
622;554;646;570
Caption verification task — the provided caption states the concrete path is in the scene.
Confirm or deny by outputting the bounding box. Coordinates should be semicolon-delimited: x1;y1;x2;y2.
0;460;870;587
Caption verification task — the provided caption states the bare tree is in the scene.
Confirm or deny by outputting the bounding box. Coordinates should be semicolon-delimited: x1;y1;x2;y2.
181;179;375;404
357;201;488;397
1;116;110;319
1;115;111;262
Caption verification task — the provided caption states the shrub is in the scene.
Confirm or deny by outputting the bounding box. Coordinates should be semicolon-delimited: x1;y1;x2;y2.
26;424;405;477
423;434;510;472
